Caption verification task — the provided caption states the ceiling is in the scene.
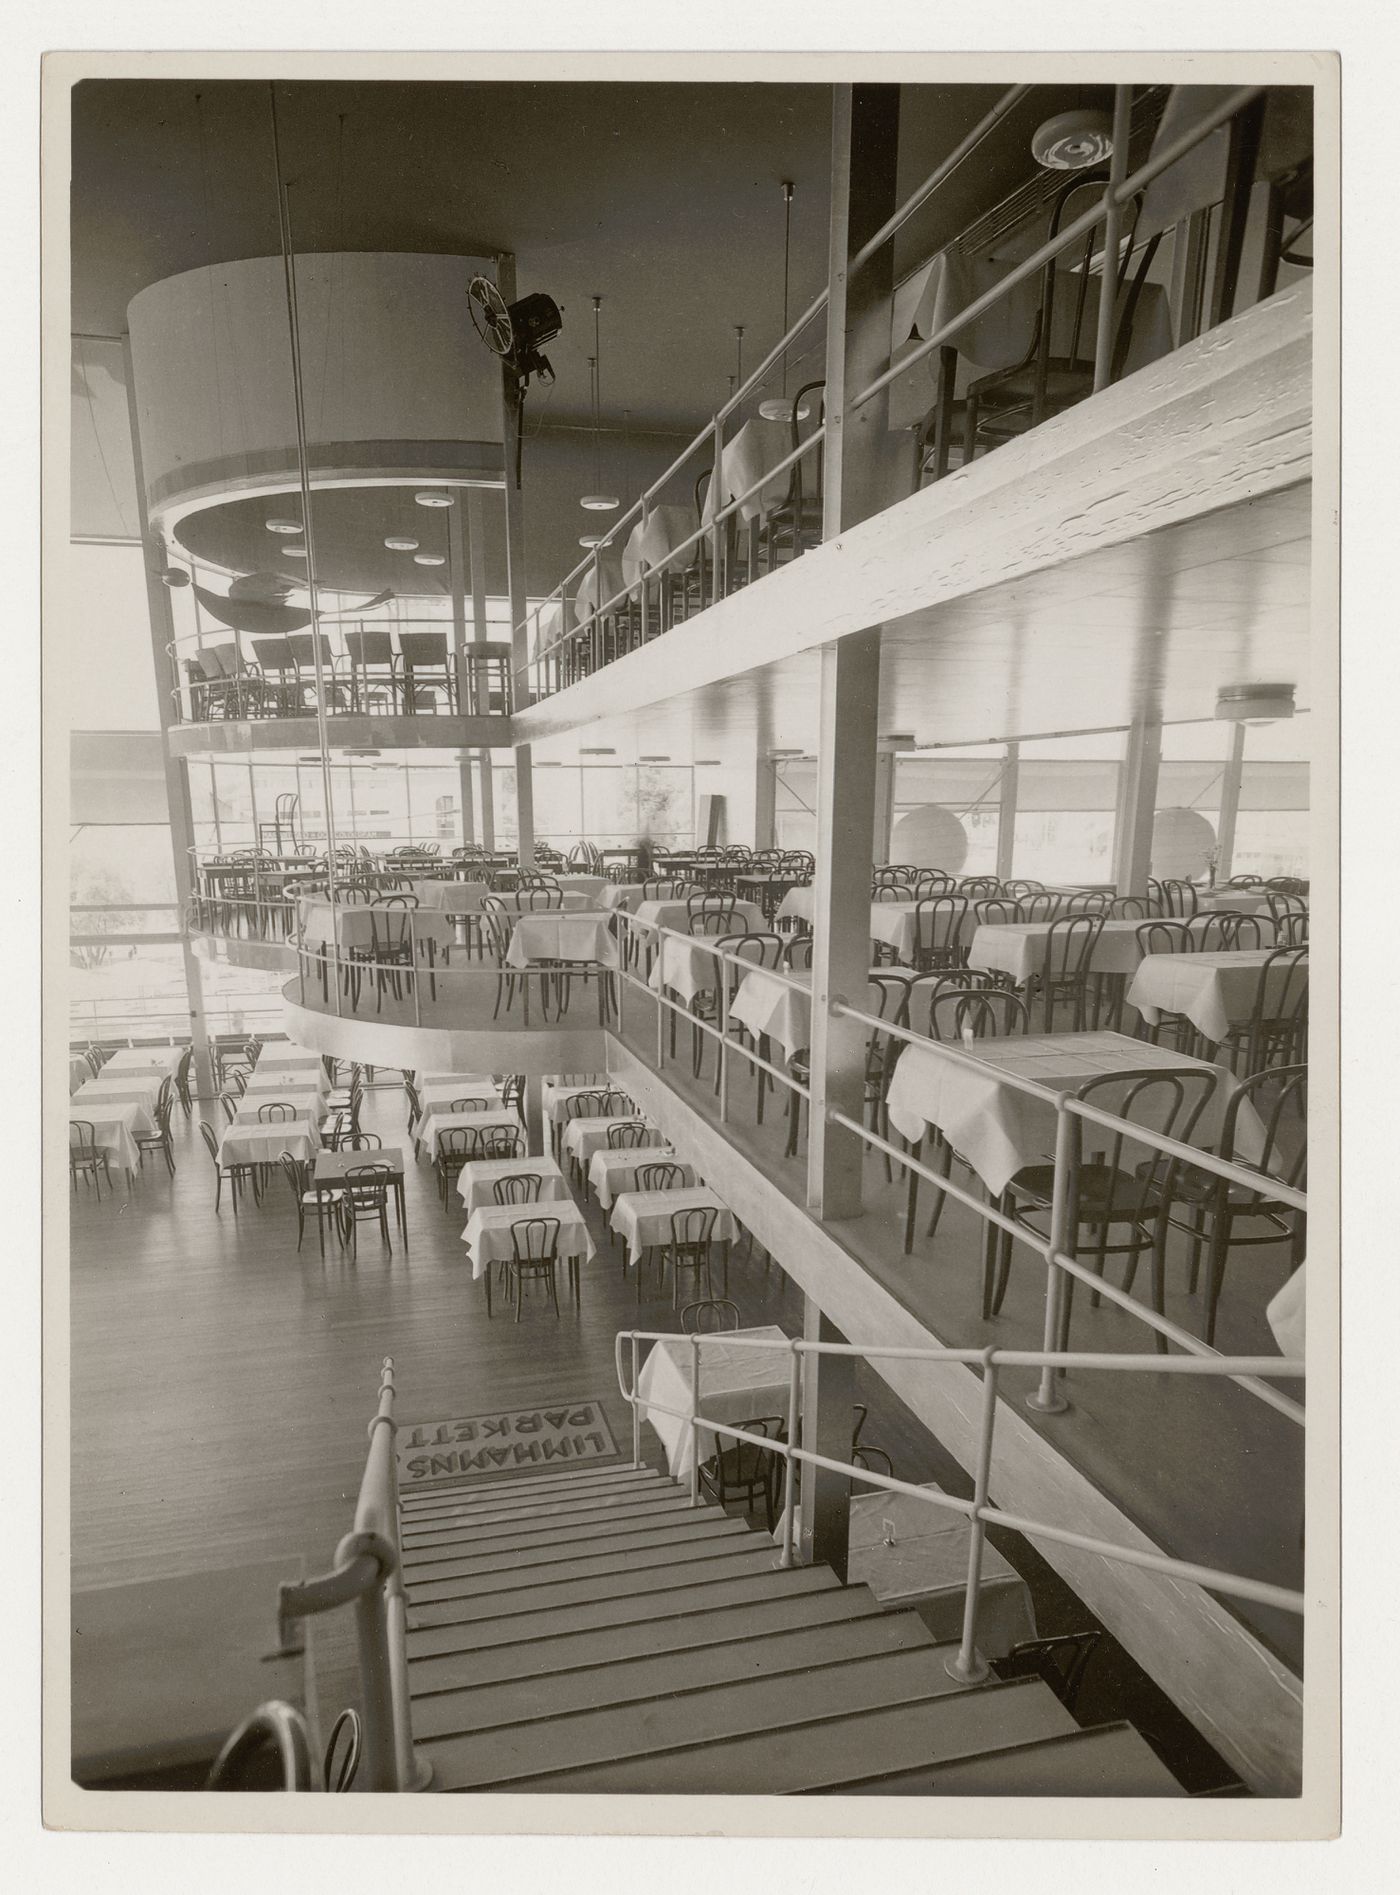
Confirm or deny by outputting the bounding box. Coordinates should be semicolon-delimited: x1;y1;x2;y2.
537;483;1313;759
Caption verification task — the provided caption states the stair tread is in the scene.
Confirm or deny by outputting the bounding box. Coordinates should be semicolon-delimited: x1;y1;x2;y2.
406;1563;842;1659
424;1651;1073;1792
413;1611;937;1740
447;1676;1077;1796
402;1491;695;1543
409;1539;779;1619
405;1516;751;1595
399;1464;653;1510
408;1584;890;1697
402;1497;712;1557
826;1722;1189;1798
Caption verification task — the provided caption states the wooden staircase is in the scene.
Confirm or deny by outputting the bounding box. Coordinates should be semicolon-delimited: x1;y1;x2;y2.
399;1462;1186;1796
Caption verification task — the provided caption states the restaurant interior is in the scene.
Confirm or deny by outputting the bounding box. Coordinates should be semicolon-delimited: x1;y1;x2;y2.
62;69;1320;1808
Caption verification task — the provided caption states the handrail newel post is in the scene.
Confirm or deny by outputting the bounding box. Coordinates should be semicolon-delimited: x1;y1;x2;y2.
778;1341;803;1569
1027;1102;1075;1415
630;1332;643;1466
689;1334;702;1506
946;1349;999;1683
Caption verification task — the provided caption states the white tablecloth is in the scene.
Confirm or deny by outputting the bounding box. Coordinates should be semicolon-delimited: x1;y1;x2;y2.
418;1079;503;1111
600;882;691;913
100;1046;183;1076
299;899;427;955
701;418;796;526
561;1115;655;1169
416;1107;524;1160
219;1122;318;1166
622;503;699;584
70;1103;144;1174
455;1155;571;1217
1266;1266;1306;1360
588;1146;687;1209
968;919;1165;983
775;889;956;964
635;1324;793;1481
411;878;490;910
610;1185;738;1269
231;1102;322;1134
647;935;733;1005
729;966;815;1057
72;1077;164;1114
574;550;629;620
505;913;618;970
1127;951;1305;1046
1195;889;1292;918
255;1050;325;1074
541;1078;616;1123
885;1029;1266;1197
243;1069;327;1101
459;1202;596;1281
634;897;767;938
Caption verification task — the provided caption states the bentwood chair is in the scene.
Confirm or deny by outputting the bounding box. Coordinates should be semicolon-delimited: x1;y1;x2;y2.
278;1151;345;1256
665;1203;721;1308
508;1217;562;1321
134;1095;177;1177
493;1173;543;1206
341;1164;393;1256
1034;913;1105;1032
682;1299;743;1334
199;1119;260;1211
435;1125;482;1205
69;1121;113;1199
1148;1065;1307;1348
697;1415;785;1531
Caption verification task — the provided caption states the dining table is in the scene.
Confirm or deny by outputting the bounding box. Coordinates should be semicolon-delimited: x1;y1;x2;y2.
609;1184;739;1276
1127;950;1306;1048
312;1145;409;1236
72;1075;165;1115
621;503;699;585
459;1200;597;1314
219;1115;320;1167
965;916;1238;985
242;1067;328;1100
69;1102;147;1176
560;1114;657;1173
255;1049;325;1075
454;1154;571;1218
410;878;490;911
701;417;798;526
505;911;619;972
634;896;767;938
776;889;961;964
414;1106;524;1162
541;1078;625;1154
884;1029;1268;1199
98;1046;184;1078
728;965;895;1061
634;1323;794;1482
646;934;746;1007
417;1079;503;1112
588;1144;688;1210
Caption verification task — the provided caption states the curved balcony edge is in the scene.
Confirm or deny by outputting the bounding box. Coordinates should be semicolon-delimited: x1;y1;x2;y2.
168;713;515;758
192;931;298;975
280;980;609;1076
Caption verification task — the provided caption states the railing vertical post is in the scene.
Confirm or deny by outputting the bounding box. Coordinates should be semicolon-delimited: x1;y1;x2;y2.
719;951;731;1123
332;940;344;1018
1027;1103;1074;1415
1093;86;1134;392
778;1342;803;1569
710;418;724;604
351;1581;401;1791
639;493;651;645
947;1351;999;1683
410;913;423;1027
630;1332;642;1467
688;1335;702;1507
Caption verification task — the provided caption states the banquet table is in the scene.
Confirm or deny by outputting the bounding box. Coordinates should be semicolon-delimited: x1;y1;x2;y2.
1127;950;1306;1047
312;1146;408;1235
729;965;893;1061
69;1102;145;1175
561;1115;656;1172
701;418;797;526
885;1029;1267;1198
622;503;699;585
459;1201;596;1313
454;1154;571;1218
505;912;619;971
610;1185;738;1273
635;1324;792;1482
415;1106;524;1161
588;1145;688;1210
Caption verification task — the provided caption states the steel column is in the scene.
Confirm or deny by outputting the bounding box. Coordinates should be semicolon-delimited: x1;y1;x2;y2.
1114;714;1163;896
447;496;476;844
996;740;1021;884
497;251;535;867
1215;722;1247;880
798;1299;854;1580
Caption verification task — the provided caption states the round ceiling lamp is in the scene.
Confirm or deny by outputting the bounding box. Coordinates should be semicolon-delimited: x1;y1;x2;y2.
1031;108;1115;171
889;805;970;875
265;516;303;535
1215;682;1296;726
580;297;620;512
578;532;606;548
758;181;813;423
1151;807;1217;881
384;535;420;551
413;553;446;567
157;565;191;588
413;490;454;508
282;545;308;559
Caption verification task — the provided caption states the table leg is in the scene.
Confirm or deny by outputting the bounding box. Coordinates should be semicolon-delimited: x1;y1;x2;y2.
484;1263;492;1319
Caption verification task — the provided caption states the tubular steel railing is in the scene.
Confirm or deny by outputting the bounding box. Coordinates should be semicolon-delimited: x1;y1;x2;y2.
518;83;1272;705
615;1328;1304;1685
273;1358;431;1793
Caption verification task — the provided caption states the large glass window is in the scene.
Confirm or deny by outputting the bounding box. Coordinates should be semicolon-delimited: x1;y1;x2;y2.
1011;732;1125;884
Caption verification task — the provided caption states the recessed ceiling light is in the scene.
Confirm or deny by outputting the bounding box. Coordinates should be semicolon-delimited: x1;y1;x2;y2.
266;516;303;534
1031;108;1115;170
384;536;419;551
414;491;454;508
580;746;616;756
695;759;721;766
413;553;446;567
580;495;620;512
639;754;671;763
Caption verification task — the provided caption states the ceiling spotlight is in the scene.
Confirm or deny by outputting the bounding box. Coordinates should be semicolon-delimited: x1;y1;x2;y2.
413;553;446;567
580;746;616;756
414;491;454;508
639;754;671;763
384;536;419;551
1031;108;1114;171
758;397;812;423
1215;683;1296;726
265;516;303;534
580;494;620;512
578;533;606;548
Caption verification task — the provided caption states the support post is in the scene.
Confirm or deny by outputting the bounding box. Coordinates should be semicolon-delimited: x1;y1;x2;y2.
996;740;1020;884
798;1301;853;1580
447;496;476;844
465;488;497;851
753;753;777;852
1114;713;1163;896
522;1074;545;1158
122;336;214;1097
871;750;896;866
805;82;902;1222
497;250;534;867
1215;722;1247;881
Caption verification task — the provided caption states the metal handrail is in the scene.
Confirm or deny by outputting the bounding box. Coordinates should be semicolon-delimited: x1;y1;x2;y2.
614;1327;1304;1682
273;1358;430;1792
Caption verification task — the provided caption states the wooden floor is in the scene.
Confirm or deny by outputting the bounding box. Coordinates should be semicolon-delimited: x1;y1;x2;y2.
67;1070;1245;1791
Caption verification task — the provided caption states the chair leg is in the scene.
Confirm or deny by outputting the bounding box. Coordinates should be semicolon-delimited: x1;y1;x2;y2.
903;1139;921;1254
924;1137;953;1243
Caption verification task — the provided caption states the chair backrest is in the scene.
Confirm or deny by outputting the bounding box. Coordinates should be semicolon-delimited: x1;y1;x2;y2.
1159;879;1200;919
1135;919;1195;957
785;936;814;971
1003;880;1045;898
439;1125;482;1161
69;1119;97;1155
724;931;784;977
1109;895;1153;920
636;1160;685;1192
338;1131;383;1151
493;1173;543;1205
1020;891;1063;922
278;1150;308;1202
287;631;336;671
1062;891;1112;916
510;1216;560;1262
345;630;395;667
929;986;1031;1041
915;895;969;955
565;1088;615;1120
1251;946;1309;1061
448;1096;490;1113
959;877;1002;898
1227;874;1265;888
871;884;904;904
258;1101;297;1121
520;886;564;910
1070;1067;1219;1216
641;880;680;902
1220;1065;1307;1195
253;637;296;677
1212;911;1267;950
681;1299;742;1334
973;897;1022;926
669;1204;717;1249
371;907;412;953
220;1094;239;1123
199;1121;220;1163
912;872;955;898
1041;913;1105;981
481;1125;525;1158
345;1162;390;1204
608;1121;649;1149
398;632;449;667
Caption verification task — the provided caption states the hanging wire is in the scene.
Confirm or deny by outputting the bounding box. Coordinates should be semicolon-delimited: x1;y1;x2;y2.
592;297;603;488
193;92;228;470
779;181;793;399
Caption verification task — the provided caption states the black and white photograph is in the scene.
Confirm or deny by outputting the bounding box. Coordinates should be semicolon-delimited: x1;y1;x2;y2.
31;20;1356;1857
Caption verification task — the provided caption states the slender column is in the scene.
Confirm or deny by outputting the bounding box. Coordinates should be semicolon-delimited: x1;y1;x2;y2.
496;252;535;868
522;1075;545;1158
122;336;213;1096
797;1300;854;1580
753;754;777;851
805;83;902;1222
1215;722;1247;880
871;751;895;865
465;489;497;850
996;741;1020;884
1114;714;1164;895
447;497;475;845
